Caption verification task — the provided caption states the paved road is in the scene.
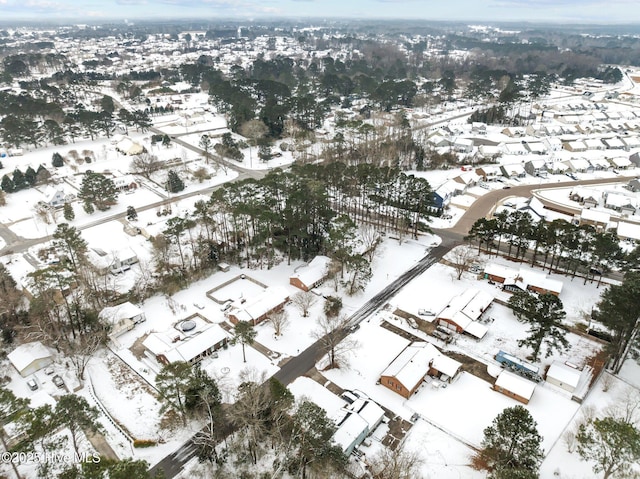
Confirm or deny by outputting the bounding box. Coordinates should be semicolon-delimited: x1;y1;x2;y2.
446;174;639;237
150;232;463;478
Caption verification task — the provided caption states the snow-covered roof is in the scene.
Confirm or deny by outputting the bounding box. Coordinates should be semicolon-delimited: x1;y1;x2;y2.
144;325;228;363
7;342;52;372
605;193;635;208
437;289;491;338
381;342;461;391
546;362;581;389
485;263;563;295
581;208;611;225
99;302;144;324
333;412;369;453
610;156;632;168
290;255;331;289
617;221;640;240
231;286;289;323
116;137;144;155
494;370;536;400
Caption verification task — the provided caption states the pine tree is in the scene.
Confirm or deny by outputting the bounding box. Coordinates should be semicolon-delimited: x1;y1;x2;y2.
78;172;118;212
480;406;543;478
166;169;185;193
63;202;74;221
24;166;37;186
577;416;640;479
51;152;64;167
11;168;27;191
508;291;569;361
126;205;138;221
1;174;14;193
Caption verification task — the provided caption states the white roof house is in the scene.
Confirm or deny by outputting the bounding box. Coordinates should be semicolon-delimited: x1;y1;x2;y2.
436;289;491;339
484;263;563;296
580;208;611;229
493;370;537;404
99;302;146;338
546;362;581;393
116;137;144;156
290;255;331;291
617;222;640;241
333;396;385;456
143;325;229;365
228;286;289;325
8;342;53;377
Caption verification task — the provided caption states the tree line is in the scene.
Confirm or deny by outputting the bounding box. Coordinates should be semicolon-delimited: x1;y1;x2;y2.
466;210;640;373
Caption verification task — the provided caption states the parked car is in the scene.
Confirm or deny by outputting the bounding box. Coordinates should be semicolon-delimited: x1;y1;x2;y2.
406;318;419;329
418;309;434;316
220;301;232;312
502;186;511;189
26;378;38;391
193;302;204;310
52;375;64;388
44;367;54;375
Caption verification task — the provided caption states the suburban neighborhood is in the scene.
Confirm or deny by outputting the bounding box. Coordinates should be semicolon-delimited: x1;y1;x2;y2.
0;12;639;479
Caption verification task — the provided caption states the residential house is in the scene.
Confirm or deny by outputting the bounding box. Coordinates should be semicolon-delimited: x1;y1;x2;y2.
563;158;591;173
523;141;546;155
88;247;139;275
484;263;563;296
99;302;146;339
477;145;501;159
475;165;502;181
524;159;547;177
500;163;526;179
290;255;331;292
629;152;640;168
569;187;600;208
609;156;632;170
8;342;53;377
604;193;636;216
435;289;491;339
116;137;145;156
41;186;73;208
501;142;528;156
143;323;229;365
493;370;537;404
453;138;474;154
227;286;289;325
583;138;605;150
562;140;587;153
112;174;138;191
616;222;640;242
602;137;626;150
542;137;563;152
333;394;385;456
579;208;611;231
589;158;611;171
626;179;640;193
379;342;462;399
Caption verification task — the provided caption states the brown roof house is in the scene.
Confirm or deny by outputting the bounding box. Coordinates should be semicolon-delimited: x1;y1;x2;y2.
290;255;331;292
379;342;461;399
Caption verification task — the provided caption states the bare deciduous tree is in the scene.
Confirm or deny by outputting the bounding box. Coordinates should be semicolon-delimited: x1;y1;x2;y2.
268;309;290;337
313;315;358;370
360;224;382;262
449;245;479;280
367;443;424;479
130;152;161;179
292;291;317;318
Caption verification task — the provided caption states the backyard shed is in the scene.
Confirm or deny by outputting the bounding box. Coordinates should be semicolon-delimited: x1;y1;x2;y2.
545;362;581;393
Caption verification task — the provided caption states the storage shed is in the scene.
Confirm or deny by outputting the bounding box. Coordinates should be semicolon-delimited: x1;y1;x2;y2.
545;361;581;393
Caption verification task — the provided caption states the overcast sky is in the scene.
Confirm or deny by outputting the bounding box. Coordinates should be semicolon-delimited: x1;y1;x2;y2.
1;0;638;23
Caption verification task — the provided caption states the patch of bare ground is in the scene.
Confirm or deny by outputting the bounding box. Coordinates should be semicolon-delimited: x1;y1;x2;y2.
105;354;157;398
130;332;150;360
446;351;495;384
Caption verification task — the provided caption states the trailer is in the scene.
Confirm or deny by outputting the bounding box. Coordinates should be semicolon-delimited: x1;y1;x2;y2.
495;350;542;382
